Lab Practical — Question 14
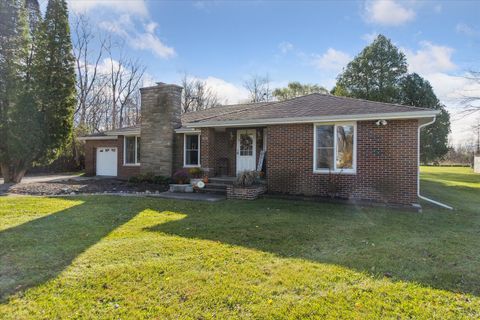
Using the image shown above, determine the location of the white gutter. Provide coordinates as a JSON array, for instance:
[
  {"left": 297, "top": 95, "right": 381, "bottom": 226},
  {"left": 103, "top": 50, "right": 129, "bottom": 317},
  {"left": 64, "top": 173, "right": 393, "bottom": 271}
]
[
  {"left": 175, "top": 128, "right": 201, "bottom": 134},
  {"left": 185, "top": 110, "right": 440, "bottom": 128},
  {"left": 418, "top": 117, "right": 453, "bottom": 210},
  {"left": 77, "top": 135, "right": 118, "bottom": 141}
]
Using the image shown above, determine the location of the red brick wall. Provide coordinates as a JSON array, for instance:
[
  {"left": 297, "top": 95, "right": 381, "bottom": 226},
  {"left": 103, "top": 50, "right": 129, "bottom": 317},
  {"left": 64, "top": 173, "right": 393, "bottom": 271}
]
[
  {"left": 84, "top": 136, "right": 140, "bottom": 179},
  {"left": 195, "top": 128, "right": 264, "bottom": 177},
  {"left": 266, "top": 120, "right": 419, "bottom": 205}
]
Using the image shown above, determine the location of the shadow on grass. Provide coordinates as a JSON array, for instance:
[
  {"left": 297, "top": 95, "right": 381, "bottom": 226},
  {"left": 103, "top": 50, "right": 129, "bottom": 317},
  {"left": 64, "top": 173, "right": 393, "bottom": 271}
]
[
  {"left": 145, "top": 177, "right": 480, "bottom": 296},
  {"left": 0, "top": 197, "right": 141, "bottom": 302},
  {"left": 1, "top": 173, "right": 478, "bottom": 303},
  {"left": 422, "top": 171, "right": 479, "bottom": 185}
]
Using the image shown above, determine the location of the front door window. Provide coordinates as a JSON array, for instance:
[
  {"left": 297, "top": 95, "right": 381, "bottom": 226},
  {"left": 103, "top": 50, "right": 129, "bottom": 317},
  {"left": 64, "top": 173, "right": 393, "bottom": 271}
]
[{"left": 239, "top": 133, "right": 253, "bottom": 156}]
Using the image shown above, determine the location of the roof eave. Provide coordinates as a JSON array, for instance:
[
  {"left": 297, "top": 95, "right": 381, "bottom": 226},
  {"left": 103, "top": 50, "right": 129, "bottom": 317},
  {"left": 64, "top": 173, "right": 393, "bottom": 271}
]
[
  {"left": 77, "top": 135, "right": 118, "bottom": 141},
  {"left": 184, "top": 110, "right": 440, "bottom": 128}
]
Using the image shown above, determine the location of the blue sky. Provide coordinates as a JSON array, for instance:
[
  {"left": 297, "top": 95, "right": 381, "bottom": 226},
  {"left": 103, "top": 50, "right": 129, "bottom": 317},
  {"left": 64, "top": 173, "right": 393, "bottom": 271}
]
[{"left": 56, "top": 0, "right": 480, "bottom": 144}]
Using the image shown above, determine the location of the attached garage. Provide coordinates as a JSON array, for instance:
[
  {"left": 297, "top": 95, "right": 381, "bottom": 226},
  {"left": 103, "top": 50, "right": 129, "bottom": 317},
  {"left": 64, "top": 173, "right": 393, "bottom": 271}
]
[{"left": 96, "top": 147, "right": 118, "bottom": 176}]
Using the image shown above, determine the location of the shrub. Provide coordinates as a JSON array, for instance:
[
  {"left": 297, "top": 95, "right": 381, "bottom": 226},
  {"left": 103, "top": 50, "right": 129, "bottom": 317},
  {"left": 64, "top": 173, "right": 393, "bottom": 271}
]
[
  {"left": 153, "top": 175, "right": 171, "bottom": 185},
  {"left": 172, "top": 169, "right": 190, "bottom": 184},
  {"left": 128, "top": 176, "right": 140, "bottom": 184},
  {"left": 235, "top": 171, "right": 259, "bottom": 187},
  {"left": 128, "top": 173, "right": 170, "bottom": 185}
]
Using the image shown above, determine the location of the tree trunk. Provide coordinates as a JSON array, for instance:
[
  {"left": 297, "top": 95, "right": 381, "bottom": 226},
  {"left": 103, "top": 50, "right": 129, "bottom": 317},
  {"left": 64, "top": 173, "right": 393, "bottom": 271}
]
[
  {"left": 0, "top": 163, "right": 12, "bottom": 183},
  {"left": 0, "top": 161, "right": 27, "bottom": 184}
]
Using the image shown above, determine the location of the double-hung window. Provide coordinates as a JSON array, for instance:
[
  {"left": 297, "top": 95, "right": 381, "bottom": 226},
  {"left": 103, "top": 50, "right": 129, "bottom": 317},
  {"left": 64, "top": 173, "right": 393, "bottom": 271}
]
[
  {"left": 314, "top": 123, "right": 356, "bottom": 173},
  {"left": 184, "top": 133, "right": 200, "bottom": 167},
  {"left": 124, "top": 136, "right": 140, "bottom": 165}
]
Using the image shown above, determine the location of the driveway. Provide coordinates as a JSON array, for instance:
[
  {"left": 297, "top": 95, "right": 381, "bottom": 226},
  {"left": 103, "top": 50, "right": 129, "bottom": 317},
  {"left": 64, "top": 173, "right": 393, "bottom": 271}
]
[{"left": 0, "top": 174, "right": 84, "bottom": 185}]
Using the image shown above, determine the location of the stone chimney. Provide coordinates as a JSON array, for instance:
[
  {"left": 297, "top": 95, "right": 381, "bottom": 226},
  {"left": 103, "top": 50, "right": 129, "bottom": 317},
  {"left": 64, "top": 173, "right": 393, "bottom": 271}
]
[{"left": 140, "top": 82, "right": 182, "bottom": 176}]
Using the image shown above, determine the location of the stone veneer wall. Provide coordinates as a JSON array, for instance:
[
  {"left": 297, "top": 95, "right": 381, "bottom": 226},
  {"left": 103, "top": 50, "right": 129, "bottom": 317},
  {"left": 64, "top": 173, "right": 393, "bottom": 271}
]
[{"left": 140, "top": 83, "right": 182, "bottom": 177}]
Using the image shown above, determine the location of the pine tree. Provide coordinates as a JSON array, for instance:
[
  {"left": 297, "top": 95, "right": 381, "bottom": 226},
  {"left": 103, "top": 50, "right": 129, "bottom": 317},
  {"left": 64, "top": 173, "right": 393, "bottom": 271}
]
[
  {"left": 34, "top": 0, "right": 76, "bottom": 164},
  {"left": 0, "top": 0, "right": 39, "bottom": 182},
  {"left": 0, "top": 0, "right": 76, "bottom": 183}
]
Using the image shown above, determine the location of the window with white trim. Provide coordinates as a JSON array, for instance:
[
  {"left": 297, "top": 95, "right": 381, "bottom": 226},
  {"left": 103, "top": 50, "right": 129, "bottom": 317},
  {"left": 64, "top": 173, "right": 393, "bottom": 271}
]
[
  {"left": 184, "top": 134, "right": 200, "bottom": 167},
  {"left": 124, "top": 136, "right": 140, "bottom": 165},
  {"left": 314, "top": 123, "right": 356, "bottom": 173}
]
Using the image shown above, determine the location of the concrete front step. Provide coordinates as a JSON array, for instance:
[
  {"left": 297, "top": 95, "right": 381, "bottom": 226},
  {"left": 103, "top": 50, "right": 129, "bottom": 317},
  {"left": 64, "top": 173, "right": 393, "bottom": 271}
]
[
  {"left": 208, "top": 177, "right": 235, "bottom": 185},
  {"left": 196, "top": 177, "right": 235, "bottom": 195},
  {"left": 197, "top": 187, "right": 227, "bottom": 195}
]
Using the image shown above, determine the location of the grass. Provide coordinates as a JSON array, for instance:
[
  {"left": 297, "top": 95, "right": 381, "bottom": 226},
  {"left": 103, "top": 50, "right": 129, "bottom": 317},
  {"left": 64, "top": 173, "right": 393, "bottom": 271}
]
[{"left": 0, "top": 166, "right": 479, "bottom": 319}]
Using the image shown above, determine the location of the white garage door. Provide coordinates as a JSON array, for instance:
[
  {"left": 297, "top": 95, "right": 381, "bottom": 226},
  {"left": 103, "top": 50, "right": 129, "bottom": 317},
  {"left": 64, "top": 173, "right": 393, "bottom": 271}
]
[{"left": 96, "top": 147, "right": 118, "bottom": 176}]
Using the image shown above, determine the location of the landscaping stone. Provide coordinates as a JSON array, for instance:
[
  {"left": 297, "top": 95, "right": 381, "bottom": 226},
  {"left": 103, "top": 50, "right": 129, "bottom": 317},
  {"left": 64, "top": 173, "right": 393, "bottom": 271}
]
[{"left": 2, "top": 178, "right": 168, "bottom": 196}]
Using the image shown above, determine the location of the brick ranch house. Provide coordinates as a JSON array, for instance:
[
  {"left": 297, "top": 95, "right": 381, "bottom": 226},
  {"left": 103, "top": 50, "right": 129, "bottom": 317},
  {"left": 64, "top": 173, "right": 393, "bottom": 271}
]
[{"left": 79, "top": 82, "right": 440, "bottom": 206}]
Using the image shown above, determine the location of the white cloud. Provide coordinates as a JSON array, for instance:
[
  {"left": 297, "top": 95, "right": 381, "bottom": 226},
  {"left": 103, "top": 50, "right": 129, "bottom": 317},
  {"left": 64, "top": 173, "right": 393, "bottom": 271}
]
[
  {"left": 364, "top": 0, "right": 415, "bottom": 26},
  {"left": 191, "top": 76, "right": 250, "bottom": 104},
  {"left": 68, "top": 0, "right": 148, "bottom": 16},
  {"left": 99, "top": 15, "right": 175, "bottom": 59},
  {"left": 278, "top": 41, "right": 294, "bottom": 54},
  {"left": 403, "top": 41, "right": 456, "bottom": 75},
  {"left": 311, "top": 48, "right": 351, "bottom": 73}
]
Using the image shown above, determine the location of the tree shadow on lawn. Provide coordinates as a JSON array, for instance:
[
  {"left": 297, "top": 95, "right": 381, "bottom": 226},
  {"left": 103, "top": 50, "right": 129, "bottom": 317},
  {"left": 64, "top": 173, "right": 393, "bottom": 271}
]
[
  {"left": 146, "top": 195, "right": 480, "bottom": 296},
  {"left": 0, "top": 196, "right": 141, "bottom": 303}
]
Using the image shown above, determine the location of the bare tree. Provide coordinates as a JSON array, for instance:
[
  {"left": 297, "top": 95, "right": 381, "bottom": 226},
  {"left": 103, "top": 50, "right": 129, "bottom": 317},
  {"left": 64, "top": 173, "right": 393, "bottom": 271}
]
[
  {"left": 72, "top": 14, "right": 107, "bottom": 128},
  {"left": 72, "top": 16, "right": 146, "bottom": 132},
  {"left": 243, "top": 74, "right": 272, "bottom": 103},
  {"left": 181, "top": 74, "right": 220, "bottom": 113},
  {"left": 461, "top": 71, "right": 480, "bottom": 115}
]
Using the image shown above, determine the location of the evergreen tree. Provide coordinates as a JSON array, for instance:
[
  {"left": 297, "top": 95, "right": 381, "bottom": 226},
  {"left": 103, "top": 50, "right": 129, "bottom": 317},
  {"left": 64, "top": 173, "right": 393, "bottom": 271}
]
[
  {"left": 399, "top": 73, "right": 450, "bottom": 163},
  {"left": 0, "top": 0, "right": 39, "bottom": 182},
  {"left": 34, "top": 0, "right": 76, "bottom": 164},
  {"left": 335, "top": 35, "right": 407, "bottom": 103},
  {"left": 0, "top": 0, "right": 76, "bottom": 183}
]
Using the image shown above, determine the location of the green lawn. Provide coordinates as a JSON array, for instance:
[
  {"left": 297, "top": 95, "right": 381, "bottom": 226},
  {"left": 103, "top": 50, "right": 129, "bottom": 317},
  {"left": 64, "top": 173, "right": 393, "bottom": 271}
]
[{"left": 0, "top": 167, "right": 479, "bottom": 319}]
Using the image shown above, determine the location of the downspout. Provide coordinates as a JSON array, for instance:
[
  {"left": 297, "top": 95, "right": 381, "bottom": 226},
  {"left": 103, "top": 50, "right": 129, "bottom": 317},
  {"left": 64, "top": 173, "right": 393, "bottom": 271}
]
[{"left": 417, "top": 117, "right": 453, "bottom": 210}]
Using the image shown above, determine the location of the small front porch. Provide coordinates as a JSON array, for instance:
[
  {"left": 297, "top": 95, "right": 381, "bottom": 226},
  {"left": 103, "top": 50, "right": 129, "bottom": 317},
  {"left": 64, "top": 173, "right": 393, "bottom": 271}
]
[{"left": 199, "top": 127, "right": 267, "bottom": 178}]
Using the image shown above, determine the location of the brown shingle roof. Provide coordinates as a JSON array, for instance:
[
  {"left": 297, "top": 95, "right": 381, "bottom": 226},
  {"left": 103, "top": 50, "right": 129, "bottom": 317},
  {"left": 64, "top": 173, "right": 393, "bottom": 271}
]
[{"left": 184, "top": 93, "right": 433, "bottom": 125}]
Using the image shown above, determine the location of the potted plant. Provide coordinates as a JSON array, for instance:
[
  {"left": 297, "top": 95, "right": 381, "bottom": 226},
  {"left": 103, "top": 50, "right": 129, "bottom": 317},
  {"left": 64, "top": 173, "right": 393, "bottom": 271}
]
[
  {"left": 188, "top": 168, "right": 203, "bottom": 186},
  {"left": 170, "top": 169, "right": 193, "bottom": 192}
]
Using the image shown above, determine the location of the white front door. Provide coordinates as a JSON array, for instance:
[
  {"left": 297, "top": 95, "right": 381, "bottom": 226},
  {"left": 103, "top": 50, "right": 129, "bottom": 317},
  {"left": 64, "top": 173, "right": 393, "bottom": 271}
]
[
  {"left": 236, "top": 129, "right": 256, "bottom": 174},
  {"left": 96, "top": 147, "right": 118, "bottom": 176}
]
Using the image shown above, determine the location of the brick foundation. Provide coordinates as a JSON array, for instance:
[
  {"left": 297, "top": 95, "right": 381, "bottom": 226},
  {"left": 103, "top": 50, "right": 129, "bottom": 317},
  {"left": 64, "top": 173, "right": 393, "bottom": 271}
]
[{"left": 226, "top": 184, "right": 267, "bottom": 200}]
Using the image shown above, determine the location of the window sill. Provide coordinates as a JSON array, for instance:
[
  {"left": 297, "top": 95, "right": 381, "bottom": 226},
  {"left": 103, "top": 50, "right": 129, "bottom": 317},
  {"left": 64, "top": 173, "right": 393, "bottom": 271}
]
[
  {"left": 313, "top": 170, "right": 356, "bottom": 175},
  {"left": 183, "top": 164, "right": 201, "bottom": 168},
  {"left": 124, "top": 163, "right": 141, "bottom": 167}
]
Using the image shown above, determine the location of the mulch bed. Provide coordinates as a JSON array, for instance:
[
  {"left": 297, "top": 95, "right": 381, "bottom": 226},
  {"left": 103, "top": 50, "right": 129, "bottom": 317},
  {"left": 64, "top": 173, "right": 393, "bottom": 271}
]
[{"left": 1, "top": 179, "right": 168, "bottom": 196}]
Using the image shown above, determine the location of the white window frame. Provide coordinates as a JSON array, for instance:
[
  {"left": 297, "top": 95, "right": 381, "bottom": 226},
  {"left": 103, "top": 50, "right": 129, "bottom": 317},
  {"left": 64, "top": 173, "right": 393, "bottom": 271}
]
[
  {"left": 184, "top": 133, "right": 201, "bottom": 168},
  {"left": 124, "top": 135, "right": 140, "bottom": 166},
  {"left": 313, "top": 122, "right": 357, "bottom": 174}
]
